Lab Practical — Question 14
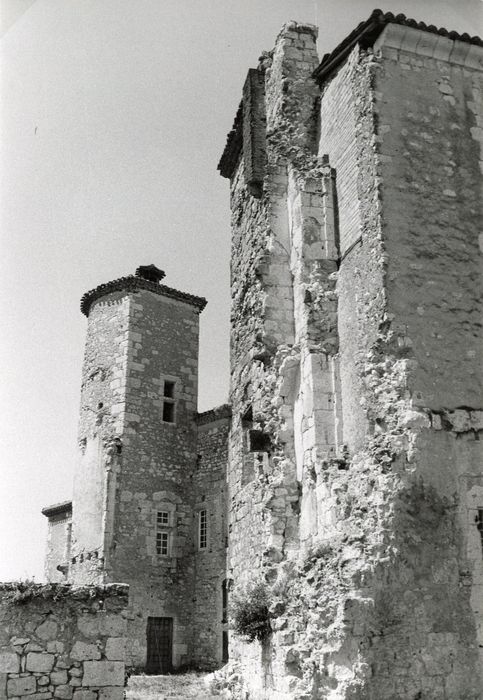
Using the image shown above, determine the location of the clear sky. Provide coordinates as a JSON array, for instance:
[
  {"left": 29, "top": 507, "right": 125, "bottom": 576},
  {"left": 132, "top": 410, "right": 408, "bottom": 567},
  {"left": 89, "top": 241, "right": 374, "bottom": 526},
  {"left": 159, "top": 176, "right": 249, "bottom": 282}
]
[{"left": 0, "top": 0, "right": 480, "bottom": 581}]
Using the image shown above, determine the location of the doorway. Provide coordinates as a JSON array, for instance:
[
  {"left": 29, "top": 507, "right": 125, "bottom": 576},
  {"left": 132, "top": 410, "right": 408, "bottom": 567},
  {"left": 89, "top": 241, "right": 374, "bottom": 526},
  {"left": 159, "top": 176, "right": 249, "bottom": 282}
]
[{"left": 146, "top": 617, "right": 173, "bottom": 674}]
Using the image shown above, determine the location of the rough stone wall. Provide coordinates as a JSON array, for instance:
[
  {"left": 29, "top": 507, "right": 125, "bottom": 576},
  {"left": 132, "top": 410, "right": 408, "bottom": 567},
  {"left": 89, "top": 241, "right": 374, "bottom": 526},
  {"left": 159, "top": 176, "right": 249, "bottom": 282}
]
[
  {"left": 191, "top": 407, "right": 231, "bottom": 669},
  {"left": 225, "top": 22, "right": 326, "bottom": 698},
  {"left": 353, "top": 26, "right": 482, "bottom": 696},
  {"left": 0, "top": 583, "right": 127, "bottom": 700},
  {"left": 289, "top": 32, "right": 483, "bottom": 697},
  {"left": 222, "top": 20, "right": 483, "bottom": 700},
  {"left": 71, "top": 291, "right": 129, "bottom": 585}
]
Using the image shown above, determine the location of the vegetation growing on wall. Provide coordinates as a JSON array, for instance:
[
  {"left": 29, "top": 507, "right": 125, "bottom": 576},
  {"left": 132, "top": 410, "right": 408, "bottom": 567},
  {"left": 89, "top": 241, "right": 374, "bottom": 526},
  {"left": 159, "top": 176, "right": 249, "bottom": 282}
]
[{"left": 230, "top": 580, "right": 271, "bottom": 642}]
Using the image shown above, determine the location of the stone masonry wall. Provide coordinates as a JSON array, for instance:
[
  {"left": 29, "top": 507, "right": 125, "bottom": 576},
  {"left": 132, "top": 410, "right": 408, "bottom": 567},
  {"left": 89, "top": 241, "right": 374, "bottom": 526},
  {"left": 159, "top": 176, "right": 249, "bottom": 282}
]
[
  {"left": 0, "top": 583, "right": 127, "bottom": 700},
  {"left": 191, "top": 407, "right": 231, "bottom": 669},
  {"left": 221, "top": 19, "right": 483, "bottom": 700},
  {"left": 225, "top": 22, "right": 327, "bottom": 698},
  {"left": 285, "top": 26, "right": 482, "bottom": 700},
  {"left": 71, "top": 291, "right": 130, "bottom": 585}
]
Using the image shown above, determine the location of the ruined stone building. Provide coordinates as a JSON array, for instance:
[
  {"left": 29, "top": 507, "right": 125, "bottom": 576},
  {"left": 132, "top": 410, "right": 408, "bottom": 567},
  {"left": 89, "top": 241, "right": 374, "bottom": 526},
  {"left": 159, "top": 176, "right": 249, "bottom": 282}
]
[{"left": 42, "top": 10, "right": 483, "bottom": 699}]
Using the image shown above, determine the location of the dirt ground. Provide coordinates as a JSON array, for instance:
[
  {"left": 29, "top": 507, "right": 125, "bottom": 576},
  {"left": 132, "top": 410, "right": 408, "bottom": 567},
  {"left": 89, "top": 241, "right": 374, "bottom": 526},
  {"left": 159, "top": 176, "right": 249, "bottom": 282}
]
[{"left": 126, "top": 672, "right": 219, "bottom": 699}]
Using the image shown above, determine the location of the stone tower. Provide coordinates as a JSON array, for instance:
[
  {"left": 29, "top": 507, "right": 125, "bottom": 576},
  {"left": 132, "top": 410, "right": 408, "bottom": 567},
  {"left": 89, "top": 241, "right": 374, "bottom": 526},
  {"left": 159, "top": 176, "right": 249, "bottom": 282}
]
[
  {"left": 72, "top": 264, "right": 206, "bottom": 668},
  {"left": 219, "top": 11, "right": 483, "bottom": 699},
  {"left": 42, "top": 265, "right": 231, "bottom": 670}
]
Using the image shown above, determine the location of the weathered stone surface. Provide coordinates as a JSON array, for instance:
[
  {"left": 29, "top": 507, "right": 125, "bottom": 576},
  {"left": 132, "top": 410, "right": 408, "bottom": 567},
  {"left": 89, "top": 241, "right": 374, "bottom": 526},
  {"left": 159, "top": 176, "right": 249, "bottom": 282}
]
[
  {"left": 219, "top": 14, "right": 483, "bottom": 700},
  {"left": 0, "top": 673, "right": 6, "bottom": 700},
  {"left": 26, "top": 654, "right": 55, "bottom": 673},
  {"left": 0, "top": 653, "right": 19, "bottom": 673},
  {"left": 10, "top": 639, "right": 30, "bottom": 647},
  {"left": 35, "top": 621, "right": 58, "bottom": 642},
  {"left": 0, "top": 585, "right": 127, "bottom": 699},
  {"left": 82, "top": 662, "right": 124, "bottom": 687},
  {"left": 72, "top": 692, "right": 96, "bottom": 700},
  {"left": 104, "top": 639, "right": 124, "bottom": 662},
  {"left": 97, "top": 689, "right": 124, "bottom": 700},
  {"left": 70, "top": 643, "right": 100, "bottom": 662},
  {"left": 49, "top": 671, "right": 67, "bottom": 686},
  {"left": 7, "top": 675, "right": 36, "bottom": 696}
]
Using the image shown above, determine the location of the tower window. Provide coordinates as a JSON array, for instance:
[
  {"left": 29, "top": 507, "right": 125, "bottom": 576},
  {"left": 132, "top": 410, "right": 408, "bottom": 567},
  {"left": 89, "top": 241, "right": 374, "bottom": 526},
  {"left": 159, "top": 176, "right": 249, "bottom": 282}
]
[
  {"left": 163, "top": 402, "right": 175, "bottom": 423},
  {"left": 163, "top": 380, "right": 175, "bottom": 398},
  {"left": 155, "top": 510, "right": 172, "bottom": 557},
  {"left": 157, "top": 511, "right": 169, "bottom": 526},
  {"left": 156, "top": 531, "right": 169, "bottom": 556},
  {"left": 161, "top": 378, "right": 177, "bottom": 423},
  {"left": 199, "top": 509, "right": 207, "bottom": 550}
]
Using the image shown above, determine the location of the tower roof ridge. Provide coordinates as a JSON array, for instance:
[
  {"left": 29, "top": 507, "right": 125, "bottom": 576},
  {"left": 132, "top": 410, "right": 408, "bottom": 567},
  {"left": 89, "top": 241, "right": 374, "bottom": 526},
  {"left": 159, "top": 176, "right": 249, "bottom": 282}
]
[
  {"left": 313, "top": 8, "right": 483, "bottom": 83},
  {"left": 80, "top": 271, "right": 207, "bottom": 316}
]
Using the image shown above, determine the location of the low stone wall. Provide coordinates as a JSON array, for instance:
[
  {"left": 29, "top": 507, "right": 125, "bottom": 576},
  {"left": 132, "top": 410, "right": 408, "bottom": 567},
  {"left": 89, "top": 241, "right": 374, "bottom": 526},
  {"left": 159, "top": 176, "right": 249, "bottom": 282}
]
[{"left": 0, "top": 583, "right": 128, "bottom": 700}]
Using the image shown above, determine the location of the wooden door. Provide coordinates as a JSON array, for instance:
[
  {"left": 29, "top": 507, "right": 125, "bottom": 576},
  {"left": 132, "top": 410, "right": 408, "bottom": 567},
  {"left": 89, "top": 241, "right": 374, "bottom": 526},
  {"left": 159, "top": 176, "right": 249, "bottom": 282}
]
[{"left": 146, "top": 617, "right": 173, "bottom": 674}]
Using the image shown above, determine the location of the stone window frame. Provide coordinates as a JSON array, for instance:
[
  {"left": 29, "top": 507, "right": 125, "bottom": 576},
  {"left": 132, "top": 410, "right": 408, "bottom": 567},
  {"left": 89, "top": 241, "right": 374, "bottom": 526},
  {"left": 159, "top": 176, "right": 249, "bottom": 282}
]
[
  {"left": 154, "top": 504, "right": 175, "bottom": 559},
  {"left": 160, "top": 375, "right": 179, "bottom": 425}
]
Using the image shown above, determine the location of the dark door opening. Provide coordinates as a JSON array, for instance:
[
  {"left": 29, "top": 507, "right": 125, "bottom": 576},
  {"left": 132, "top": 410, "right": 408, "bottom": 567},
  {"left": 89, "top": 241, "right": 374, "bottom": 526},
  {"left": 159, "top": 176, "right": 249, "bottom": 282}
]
[{"left": 146, "top": 617, "right": 173, "bottom": 674}]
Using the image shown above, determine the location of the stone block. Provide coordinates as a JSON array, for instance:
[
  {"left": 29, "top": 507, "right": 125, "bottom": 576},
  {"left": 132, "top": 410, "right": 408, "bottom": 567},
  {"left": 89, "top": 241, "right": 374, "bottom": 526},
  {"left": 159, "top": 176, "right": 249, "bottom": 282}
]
[
  {"left": 10, "top": 639, "right": 30, "bottom": 647},
  {"left": 70, "top": 643, "right": 100, "bottom": 662},
  {"left": 7, "top": 675, "right": 36, "bottom": 696},
  {"left": 54, "top": 685, "right": 73, "bottom": 699},
  {"left": 82, "top": 662, "right": 124, "bottom": 687},
  {"left": 72, "top": 692, "right": 96, "bottom": 700},
  {"left": 0, "top": 673, "right": 6, "bottom": 700},
  {"left": 26, "top": 654, "right": 55, "bottom": 673},
  {"left": 102, "top": 616, "right": 125, "bottom": 637},
  {"left": 50, "top": 672, "right": 68, "bottom": 686},
  {"left": 0, "top": 652, "right": 19, "bottom": 673},
  {"left": 98, "top": 689, "right": 124, "bottom": 700},
  {"left": 104, "top": 638, "right": 125, "bottom": 661},
  {"left": 35, "top": 621, "right": 58, "bottom": 641}
]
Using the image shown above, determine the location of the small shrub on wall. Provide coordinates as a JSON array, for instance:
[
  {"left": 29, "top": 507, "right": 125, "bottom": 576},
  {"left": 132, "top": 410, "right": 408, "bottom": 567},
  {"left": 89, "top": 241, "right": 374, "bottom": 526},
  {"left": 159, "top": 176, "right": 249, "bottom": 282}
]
[{"left": 230, "top": 580, "right": 271, "bottom": 642}]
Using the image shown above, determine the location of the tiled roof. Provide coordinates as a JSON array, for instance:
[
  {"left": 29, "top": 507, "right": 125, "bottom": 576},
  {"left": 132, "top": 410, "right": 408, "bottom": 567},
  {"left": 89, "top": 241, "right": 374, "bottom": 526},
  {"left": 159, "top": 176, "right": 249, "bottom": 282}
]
[
  {"left": 41, "top": 500, "right": 72, "bottom": 518},
  {"left": 80, "top": 275, "right": 207, "bottom": 316},
  {"left": 313, "top": 8, "right": 483, "bottom": 83},
  {"left": 218, "top": 101, "right": 243, "bottom": 179}
]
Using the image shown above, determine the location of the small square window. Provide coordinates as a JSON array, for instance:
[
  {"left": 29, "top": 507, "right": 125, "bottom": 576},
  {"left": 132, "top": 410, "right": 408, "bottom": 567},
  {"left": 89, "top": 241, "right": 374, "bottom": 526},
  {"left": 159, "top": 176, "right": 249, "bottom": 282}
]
[
  {"left": 157, "top": 511, "right": 169, "bottom": 526},
  {"left": 163, "top": 380, "right": 175, "bottom": 398},
  {"left": 163, "top": 402, "right": 175, "bottom": 423}
]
